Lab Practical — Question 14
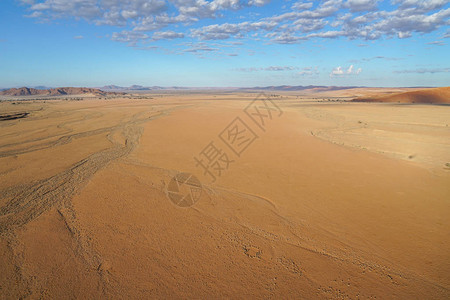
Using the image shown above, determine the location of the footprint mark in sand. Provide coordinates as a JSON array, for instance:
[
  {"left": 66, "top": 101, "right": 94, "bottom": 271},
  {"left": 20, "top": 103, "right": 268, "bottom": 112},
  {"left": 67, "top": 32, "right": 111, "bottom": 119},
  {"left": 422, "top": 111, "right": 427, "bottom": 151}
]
[
  {"left": 277, "top": 257, "right": 302, "bottom": 275},
  {"left": 244, "top": 245, "right": 262, "bottom": 258}
]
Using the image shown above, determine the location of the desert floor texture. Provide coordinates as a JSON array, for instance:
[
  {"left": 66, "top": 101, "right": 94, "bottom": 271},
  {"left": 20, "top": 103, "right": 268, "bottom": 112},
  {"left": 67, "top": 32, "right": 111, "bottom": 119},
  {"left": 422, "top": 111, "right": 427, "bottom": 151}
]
[{"left": 0, "top": 91, "right": 449, "bottom": 299}]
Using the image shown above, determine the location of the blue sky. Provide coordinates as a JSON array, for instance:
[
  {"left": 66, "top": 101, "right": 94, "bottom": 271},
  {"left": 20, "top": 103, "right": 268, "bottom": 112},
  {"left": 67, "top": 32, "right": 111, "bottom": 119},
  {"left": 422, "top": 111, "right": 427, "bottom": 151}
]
[{"left": 0, "top": 0, "right": 449, "bottom": 88}]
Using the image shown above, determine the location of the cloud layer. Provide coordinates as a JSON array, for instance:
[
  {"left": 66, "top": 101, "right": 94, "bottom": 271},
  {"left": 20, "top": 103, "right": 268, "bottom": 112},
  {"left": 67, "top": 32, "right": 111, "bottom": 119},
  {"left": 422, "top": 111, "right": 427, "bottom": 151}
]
[{"left": 20, "top": 0, "right": 450, "bottom": 49}]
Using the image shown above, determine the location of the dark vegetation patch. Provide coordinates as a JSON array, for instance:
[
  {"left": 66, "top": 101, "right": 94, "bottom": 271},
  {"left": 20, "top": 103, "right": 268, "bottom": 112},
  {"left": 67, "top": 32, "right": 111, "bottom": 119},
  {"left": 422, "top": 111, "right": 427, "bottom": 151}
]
[{"left": 0, "top": 112, "right": 29, "bottom": 121}]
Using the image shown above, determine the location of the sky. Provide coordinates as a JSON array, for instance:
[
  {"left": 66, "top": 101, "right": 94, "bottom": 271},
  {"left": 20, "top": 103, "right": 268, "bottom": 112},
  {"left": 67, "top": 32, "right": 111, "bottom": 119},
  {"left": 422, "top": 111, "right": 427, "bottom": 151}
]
[{"left": 0, "top": 0, "right": 449, "bottom": 88}]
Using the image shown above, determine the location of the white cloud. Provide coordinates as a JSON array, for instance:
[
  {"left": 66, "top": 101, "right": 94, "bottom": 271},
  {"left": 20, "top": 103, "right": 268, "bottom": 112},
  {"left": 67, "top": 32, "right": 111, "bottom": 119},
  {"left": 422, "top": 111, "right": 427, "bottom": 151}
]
[
  {"left": 191, "top": 21, "right": 277, "bottom": 40},
  {"left": 26, "top": 0, "right": 167, "bottom": 27},
  {"left": 19, "top": 0, "right": 36, "bottom": 4},
  {"left": 393, "top": 67, "right": 450, "bottom": 73},
  {"left": 182, "top": 42, "right": 220, "bottom": 53},
  {"left": 292, "top": 1, "right": 314, "bottom": 10},
  {"left": 191, "top": 23, "right": 241, "bottom": 40},
  {"left": 298, "top": 66, "right": 320, "bottom": 76},
  {"left": 330, "top": 65, "right": 362, "bottom": 77},
  {"left": 347, "top": 65, "right": 354, "bottom": 74},
  {"left": 293, "top": 18, "right": 328, "bottom": 32},
  {"left": 265, "top": 66, "right": 296, "bottom": 71},
  {"left": 172, "top": 0, "right": 270, "bottom": 18},
  {"left": 234, "top": 66, "right": 297, "bottom": 72},
  {"left": 19, "top": 0, "right": 450, "bottom": 49},
  {"left": 427, "top": 40, "right": 446, "bottom": 45},
  {"left": 344, "top": 0, "right": 380, "bottom": 12},
  {"left": 270, "top": 32, "right": 307, "bottom": 44},
  {"left": 331, "top": 66, "right": 344, "bottom": 76},
  {"left": 392, "top": 0, "right": 449, "bottom": 12},
  {"left": 133, "top": 14, "right": 195, "bottom": 32},
  {"left": 248, "top": 0, "right": 271, "bottom": 6},
  {"left": 444, "top": 29, "right": 450, "bottom": 38},
  {"left": 307, "top": 30, "right": 345, "bottom": 38},
  {"left": 350, "top": 56, "right": 402, "bottom": 63},
  {"left": 111, "top": 30, "right": 150, "bottom": 46},
  {"left": 397, "top": 31, "right": 412, "bottom": 38},
  {"left": 152, "top": 31, "right": 184, "bottom": 40}
]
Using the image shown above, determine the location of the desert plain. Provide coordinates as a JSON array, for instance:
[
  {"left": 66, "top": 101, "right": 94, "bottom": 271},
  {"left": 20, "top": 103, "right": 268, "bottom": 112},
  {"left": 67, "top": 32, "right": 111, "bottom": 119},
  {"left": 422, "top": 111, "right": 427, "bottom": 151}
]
[{"left": 0, "top": 88, "right": 449, "bottom": 299}]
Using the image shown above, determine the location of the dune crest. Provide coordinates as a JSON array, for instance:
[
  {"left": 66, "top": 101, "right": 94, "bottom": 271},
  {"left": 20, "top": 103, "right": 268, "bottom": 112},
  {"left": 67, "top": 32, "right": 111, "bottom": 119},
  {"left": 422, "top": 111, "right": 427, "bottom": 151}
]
[{"left": 354, "top": 87, "right": 450, "bottom": 104}]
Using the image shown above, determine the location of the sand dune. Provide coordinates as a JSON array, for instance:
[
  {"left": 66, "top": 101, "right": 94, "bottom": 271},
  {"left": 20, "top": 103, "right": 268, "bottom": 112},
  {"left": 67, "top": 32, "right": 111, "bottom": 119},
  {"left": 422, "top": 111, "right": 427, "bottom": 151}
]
[
  {"left": 354, "top": 87, "right": 450, "bottom": 104},
  {"left": 0, "top": 93, "right": 449, "bottom": 298}
]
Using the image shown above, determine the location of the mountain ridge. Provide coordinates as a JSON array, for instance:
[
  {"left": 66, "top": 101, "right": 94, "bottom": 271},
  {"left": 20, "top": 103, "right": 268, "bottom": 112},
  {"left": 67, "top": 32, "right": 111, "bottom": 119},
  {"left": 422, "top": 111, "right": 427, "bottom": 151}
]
[{"left": 0, "top": 87, "right": 125, "bottom": 96}]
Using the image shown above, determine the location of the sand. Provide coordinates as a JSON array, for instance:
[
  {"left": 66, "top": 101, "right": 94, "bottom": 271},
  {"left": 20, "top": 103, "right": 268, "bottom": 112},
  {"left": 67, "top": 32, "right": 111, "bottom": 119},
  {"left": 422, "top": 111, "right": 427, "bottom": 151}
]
[
  {"left": 0, "top": 92, "right": 449, "bottom": 299},
  {"left": 354, "top": 87, "right": 450, "bottom": 104}
]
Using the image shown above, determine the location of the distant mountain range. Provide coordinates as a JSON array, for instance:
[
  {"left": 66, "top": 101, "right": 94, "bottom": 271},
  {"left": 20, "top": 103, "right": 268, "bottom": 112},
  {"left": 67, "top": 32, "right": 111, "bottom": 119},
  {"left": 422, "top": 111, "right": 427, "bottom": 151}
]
[
  {"left": 4, "top": 85, "right": 442, "bottom": 97},
  {"left": 0, "top": 87, "right": 125, "bottom": 96},
  {"left": 2, "top": 85, "right": 438, "bottom": 94},
  {"left": 241, "top": 85, "right": 361, "bottom": 92},
  {"left": 98, "top": 85, "right": 363, "bottom": 92},
  {"left": 1, "top": 86, "right": 53, "bottom": 92},
  {"left": 100, "top": 85, "right": 197, "bottom": 91}
]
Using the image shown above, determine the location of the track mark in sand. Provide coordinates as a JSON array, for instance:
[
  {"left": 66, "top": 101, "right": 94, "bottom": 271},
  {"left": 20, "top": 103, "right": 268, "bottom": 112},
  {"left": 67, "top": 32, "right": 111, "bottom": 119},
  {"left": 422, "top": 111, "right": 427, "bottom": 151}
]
[
  {"left": 0, "top": 124, "right": 141, "bottom": 234},
  {"left": 0, "top": 104, "right": 195, "bottom": 159},
  {"left": 0, "top": 107, "right": 178, "bottom": 298},
  {"left": 0, "top": 234, "right": 34, "bottom": 299},
  {"left": 0, "top": 111, "right": 102, "bottom": 153},
  {"left": 56, "top": 204, "right": 115, "bottom": 296},
  {"left": 0, "top": 107, "right": 181, "bottom": 234},
  {"left": 0, "top": 111, "right": 145, "bottom": 158},
  {"left": 195, "top": 185, "right": 450, "bottom": 295}
]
